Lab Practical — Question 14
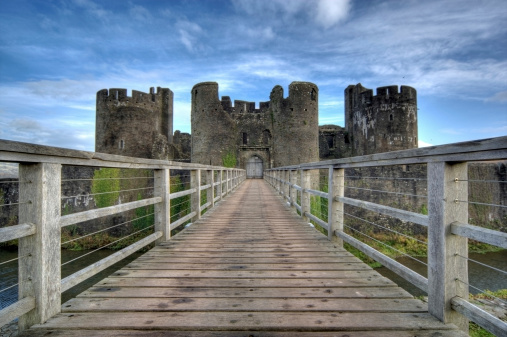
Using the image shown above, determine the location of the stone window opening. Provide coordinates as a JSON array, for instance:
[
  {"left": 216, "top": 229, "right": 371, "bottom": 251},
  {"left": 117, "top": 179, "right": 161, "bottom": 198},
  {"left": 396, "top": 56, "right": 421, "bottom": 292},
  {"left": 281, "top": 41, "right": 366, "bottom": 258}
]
[
  {"left": 115, "top": 91, "right": 119, "bottom": 100},
  {"left": 262, "top": 129, "right": 271, "bottom": 144},
  {"left": 389, "top": 114, "right": 394, "bottom": 121},
  {"left": 242, "top": 132, "right": 248, "bottom": 145},
  {"left": 119, "top": 139, "right": 125, "bottom": 150},
  {"left": 310, "top": 88, "right": 316, "bottom": 101}
]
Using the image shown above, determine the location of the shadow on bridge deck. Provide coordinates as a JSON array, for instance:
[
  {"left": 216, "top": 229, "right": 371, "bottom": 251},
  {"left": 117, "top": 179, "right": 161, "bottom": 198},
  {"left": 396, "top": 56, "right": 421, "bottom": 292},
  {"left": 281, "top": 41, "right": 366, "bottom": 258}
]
[{"left": 22, "top": 180, "right": 466, "bottom": 336}]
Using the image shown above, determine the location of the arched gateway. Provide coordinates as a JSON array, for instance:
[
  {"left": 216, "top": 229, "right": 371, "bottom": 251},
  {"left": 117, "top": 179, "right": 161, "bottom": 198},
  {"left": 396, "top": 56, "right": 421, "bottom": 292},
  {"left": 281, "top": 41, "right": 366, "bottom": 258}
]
[{"left": 246, "top": 156, "right": 263, "bottom": 179}]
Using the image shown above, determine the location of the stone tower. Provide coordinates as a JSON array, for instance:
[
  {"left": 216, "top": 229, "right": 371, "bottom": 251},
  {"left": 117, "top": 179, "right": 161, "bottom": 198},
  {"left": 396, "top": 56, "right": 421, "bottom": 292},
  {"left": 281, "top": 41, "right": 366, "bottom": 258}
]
[
  {"left": 345, "top": 83, "right": 417, "bottom": 156},
  {"left": 95, "top": 87, "right": 174, "bottom": 159},
  {"left": 191, "top": 81, "right": 319, "bottom": 173}
]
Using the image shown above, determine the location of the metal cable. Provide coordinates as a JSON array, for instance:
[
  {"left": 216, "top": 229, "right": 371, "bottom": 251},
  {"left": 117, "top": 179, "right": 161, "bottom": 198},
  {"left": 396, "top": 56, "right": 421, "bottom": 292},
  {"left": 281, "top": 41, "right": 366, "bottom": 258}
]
[
  {"left": 61, "top": 186, "right": 153, "bottom": 200},
  {"left": 346, "top": 176, "right": 427, "bottom": 182},
  {"left": 456, "top": 179, "right": 507, "bottom": 183},
  {"left": 455, "top": 200, "right": 507, "bottom": 208},
  {"left": 0, "top": 283, "right": 19, "bottom": 294},
  {"left": 455, "top": 254, "right": 507, "bottom": 275},
  {"left": 455, "top": 279, "right": 507, "bottom": 306},
  {"left": 344, "top": 212, "right": 428, "bottom": 245},
  {"left": 0, "top": 254, "right": 31, "bottom": 267},
  {"left": 61, "top": 176, "right": 153, "bottom": 182},
  {"left": 0, "top": 180, "right": 21, "bottom": 184},
  {"left": 345, "top": 186, "right": 427, "bottom": 198},
  {"left": 61, "top": 225, "right": 154, "bottom": 267},
  {"left": 344, "top": 224, "right": 428, "bottom": 266},
  {"left": 61, "top": 213, "right": 155, "bottom": 245},
  {"left": 0, "top": 201, "right": 30, "bottom": 207}
]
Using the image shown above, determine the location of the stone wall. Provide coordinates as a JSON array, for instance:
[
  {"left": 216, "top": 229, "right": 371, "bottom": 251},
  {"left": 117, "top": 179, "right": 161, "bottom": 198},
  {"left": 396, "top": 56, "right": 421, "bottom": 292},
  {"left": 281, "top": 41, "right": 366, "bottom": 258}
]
[
  {"left": 96, "top": 87, "right": 174, "bottom": 160},
  {"left": 191, "top": 81, "right": 319, "bottom": 169}
]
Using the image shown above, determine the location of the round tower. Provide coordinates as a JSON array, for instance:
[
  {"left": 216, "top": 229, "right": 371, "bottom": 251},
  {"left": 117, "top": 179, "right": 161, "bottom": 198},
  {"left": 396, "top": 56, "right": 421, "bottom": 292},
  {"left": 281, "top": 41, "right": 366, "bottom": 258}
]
[
  {"left": 95, "top": 87, "right": 173, "bottom": 159},
  {"left": 345, "top": 84, "right": 417, "bottom": 156},
  {"left": 270, "top": 81, "right": 319, "bottom": 167},
  {"left": 191, "top": 82, "right": 236, "bottom": 166}
]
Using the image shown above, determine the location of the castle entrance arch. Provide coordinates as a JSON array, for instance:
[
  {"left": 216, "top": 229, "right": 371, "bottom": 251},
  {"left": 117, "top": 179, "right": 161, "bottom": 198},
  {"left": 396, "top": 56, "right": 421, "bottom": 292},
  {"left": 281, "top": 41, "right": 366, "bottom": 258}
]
[{"left": 246, "top": 156, "right": 263, "bottom": 179}]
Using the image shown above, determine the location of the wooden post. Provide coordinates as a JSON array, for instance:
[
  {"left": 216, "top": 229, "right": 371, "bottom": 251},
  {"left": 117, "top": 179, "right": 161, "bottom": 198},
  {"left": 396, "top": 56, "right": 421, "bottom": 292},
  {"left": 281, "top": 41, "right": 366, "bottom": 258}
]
[
  {"left": 18, "top": 163, "right": 61, "bottom": 332},
  {"left": 226, "top": 170, "right": 231, "bottom": 194},
  {"left": 427, "top": 162, "right": 468, "bottom": 332},
  {"left": 207, "top": 170, "right": 214, "bottom": 208},
  {"left": 191, "top": 169, "right": 201, "bottom": 222},
  {"left": 328, "top": 167, "right": 344, "bottom": 244},
  {"left": 218, "top": 170, "right": 223, "bottom": 199},
  {"left": 283, "top": 170, "right": 290, "bottom": 201},
  {"left": 301, "top": 169, "right": 311, "bottom": 222},
  {"left": 154, "top": 168, "right": 170, "bottom": 244},
  {"left": 289, "top": 170, "right": 297, "bottom": 211}
]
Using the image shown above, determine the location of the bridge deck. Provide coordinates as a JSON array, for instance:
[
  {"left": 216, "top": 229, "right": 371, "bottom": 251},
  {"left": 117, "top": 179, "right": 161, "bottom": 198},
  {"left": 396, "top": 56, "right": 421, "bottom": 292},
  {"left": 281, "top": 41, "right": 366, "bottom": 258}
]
[{"left": 24, "top": 180, "right": 466, "bottom": 336}]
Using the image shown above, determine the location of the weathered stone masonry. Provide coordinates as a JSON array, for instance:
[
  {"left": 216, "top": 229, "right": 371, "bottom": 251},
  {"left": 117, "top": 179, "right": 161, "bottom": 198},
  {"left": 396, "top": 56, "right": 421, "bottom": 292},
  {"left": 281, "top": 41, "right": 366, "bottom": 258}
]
[{"left": 191, "top": 81, "right": 319, "bottom": 170}]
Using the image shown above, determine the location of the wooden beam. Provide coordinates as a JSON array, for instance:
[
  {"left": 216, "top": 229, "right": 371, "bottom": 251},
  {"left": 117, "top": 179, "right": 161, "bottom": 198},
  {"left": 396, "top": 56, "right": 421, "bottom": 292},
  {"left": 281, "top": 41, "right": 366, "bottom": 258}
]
[{"left": 0, "top": 223, "right": 36, "bottom": 243}]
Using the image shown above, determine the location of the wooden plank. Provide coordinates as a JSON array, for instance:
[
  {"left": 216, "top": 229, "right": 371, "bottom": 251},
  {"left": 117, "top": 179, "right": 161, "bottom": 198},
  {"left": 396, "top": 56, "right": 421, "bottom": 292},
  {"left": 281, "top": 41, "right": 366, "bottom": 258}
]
[
  {"left": 101, "top": 269, "right": 381, "bottom": 279},
  {"left": 78, "top": 287, "right": 411, "bottom": 299},
  {"left": 0, "top": 222, "right": 36, "bottom": 243},
  {"left": 63, "top": 297, "right": 427, "bottom": 312},
  {"left": 17, "top": 329, "right": 469, "bottom": 337},
  {"left": 451, "top": 296, "right": 507, "bottom": 337},
  {"left": 60, "top": 197, "right": 162, "bottom": 227},
  {"left": 122, "top": 262, "right": 371, "bottom": 271},
  {"left": 451, "top": 222, "right": 507, "bottom": 249},
  {"left": 134, "top": 256, "right": 361, "bottom": 264},
  {"left": 61, "top": 232, "right": 162, "bottom": 292},
  {"left": 0, "top": 297, "right": 35, "bottom": 327},
  {"left": 337, "top": 196, "right": 428, "bottom": 227},
  {"left": 337, "top": 231, "right": 428, "bottom": 292},
  {"left": 33, "top": 312, "right": 459, "bottom": 330},
  {"left": 95, "top": 276, "right": 397, "bottom": 288}
]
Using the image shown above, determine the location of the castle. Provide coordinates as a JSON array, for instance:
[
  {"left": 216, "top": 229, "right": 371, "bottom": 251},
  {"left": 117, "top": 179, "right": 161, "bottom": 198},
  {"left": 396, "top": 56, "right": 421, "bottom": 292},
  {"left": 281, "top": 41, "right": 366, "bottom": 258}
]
[{"left": 94, "top": 82, "right": 418, "bottom": 175}]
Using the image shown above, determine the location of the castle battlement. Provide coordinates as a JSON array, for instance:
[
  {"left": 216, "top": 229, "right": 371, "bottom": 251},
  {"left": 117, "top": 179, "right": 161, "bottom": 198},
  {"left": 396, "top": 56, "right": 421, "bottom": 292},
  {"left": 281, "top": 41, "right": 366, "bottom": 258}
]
[{"left": 97, "top": 87, "right": 171, "bottom": 106}]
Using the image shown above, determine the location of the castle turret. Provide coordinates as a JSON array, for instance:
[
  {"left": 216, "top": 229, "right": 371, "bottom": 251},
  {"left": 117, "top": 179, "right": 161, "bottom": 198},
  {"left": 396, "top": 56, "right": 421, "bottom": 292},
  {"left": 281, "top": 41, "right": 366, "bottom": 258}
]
[
  {"left": 95, "top": 87, "right": 174, "bottom": 159},
  {"left": 271, "top": 82, "right": 319, "bottom": 167},
  {"left": 345, "top": 83, "right": 417, "bottom": 156},
  {"left": 191, "top": 82, "right": 237, "bottom": 166}
]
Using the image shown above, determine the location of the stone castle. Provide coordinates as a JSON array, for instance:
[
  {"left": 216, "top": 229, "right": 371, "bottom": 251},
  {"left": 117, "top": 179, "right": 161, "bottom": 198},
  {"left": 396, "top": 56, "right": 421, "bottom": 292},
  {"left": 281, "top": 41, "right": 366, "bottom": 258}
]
[{"left": 94, "top": 82, "right": 418, "bottom": 175}]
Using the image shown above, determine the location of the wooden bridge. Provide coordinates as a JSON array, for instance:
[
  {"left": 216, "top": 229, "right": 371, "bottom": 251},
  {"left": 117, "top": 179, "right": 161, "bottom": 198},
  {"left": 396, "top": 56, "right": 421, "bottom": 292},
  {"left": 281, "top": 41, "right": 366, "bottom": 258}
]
[
  {"left": 21, "top": 179, "right": 466, "bottom": 336},
  {"left": 1, "top": 137, "right": 506, "bottom": 336}
]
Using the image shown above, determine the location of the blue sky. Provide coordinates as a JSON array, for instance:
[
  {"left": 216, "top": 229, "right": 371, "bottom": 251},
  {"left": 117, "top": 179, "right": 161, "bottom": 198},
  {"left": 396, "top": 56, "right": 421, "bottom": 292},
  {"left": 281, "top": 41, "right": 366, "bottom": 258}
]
[{"left": 0, "top": 0, "right": 506, "bottom": 151}]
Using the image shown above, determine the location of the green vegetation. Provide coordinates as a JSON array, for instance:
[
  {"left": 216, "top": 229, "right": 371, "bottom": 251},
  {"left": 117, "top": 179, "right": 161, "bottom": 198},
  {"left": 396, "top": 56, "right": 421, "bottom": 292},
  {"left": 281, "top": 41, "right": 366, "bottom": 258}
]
[
  {"left": 468, "top": 289, "right": 506, "bottom": 337},
  {"left": 222, "top": 151, "right": 237, "bottom": 168},
  {"left": 91, "top": 168, "right": 120, "bottom": 208}
]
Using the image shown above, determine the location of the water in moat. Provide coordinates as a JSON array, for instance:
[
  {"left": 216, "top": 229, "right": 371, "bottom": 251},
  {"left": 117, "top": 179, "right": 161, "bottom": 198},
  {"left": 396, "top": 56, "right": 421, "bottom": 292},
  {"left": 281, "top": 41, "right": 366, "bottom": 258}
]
[{"left": 1, "top": 249, "right": 505, "bottom": 310}]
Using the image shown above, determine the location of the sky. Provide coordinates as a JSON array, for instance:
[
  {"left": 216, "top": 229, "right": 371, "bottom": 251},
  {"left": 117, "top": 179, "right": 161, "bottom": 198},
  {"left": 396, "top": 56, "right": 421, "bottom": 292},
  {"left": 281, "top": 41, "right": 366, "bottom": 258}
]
[{"left": 0, "top": 0, "right": 506, "bottom": 151}]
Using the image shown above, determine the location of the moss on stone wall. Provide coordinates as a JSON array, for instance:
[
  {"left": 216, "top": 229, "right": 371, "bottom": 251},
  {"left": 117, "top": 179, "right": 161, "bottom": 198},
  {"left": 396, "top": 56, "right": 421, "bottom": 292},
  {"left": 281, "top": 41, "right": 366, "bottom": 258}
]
[
  {"left": 222, "top": 151, "right": 237, "bottom": 168},
  {"left": 91, "top": 168, "right": 120, "bottom": 208}
]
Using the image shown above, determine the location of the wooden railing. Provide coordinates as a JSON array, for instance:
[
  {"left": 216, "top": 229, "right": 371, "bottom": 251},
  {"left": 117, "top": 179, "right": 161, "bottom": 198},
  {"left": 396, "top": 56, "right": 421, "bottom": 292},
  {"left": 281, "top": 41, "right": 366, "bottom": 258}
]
[
  {"left": 265, "top": 136, "right": 507, "bottom": 336},
  {"left": 0, "top": 139, "right": 245, "bottom": 332}
]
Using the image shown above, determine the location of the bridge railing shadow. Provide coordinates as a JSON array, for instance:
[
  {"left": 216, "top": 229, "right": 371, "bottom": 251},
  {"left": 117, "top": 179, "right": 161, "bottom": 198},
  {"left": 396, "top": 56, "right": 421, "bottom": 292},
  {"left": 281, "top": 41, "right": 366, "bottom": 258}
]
[
  {"left": 265, "top": 136, "right": 507, "bottom": 336},
  {"left": 0, "top": 139, "right": 245, "bottom": 333}
]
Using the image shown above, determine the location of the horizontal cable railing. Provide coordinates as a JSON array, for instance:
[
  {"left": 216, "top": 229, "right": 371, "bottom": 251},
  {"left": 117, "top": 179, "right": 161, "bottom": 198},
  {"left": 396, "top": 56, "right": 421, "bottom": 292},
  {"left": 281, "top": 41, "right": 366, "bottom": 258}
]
[
  {"left": 0, "top": 139, "right": 245, "bottom": 332},
  {"left": 265, "top": 136, "right": 507, "bottom": 336}
]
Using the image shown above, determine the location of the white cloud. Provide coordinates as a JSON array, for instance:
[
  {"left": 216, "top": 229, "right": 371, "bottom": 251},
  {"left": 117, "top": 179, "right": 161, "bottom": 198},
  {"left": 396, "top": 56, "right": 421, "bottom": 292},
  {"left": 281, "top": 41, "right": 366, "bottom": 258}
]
[
  {"left": 418, "top": 140, "right": 433, "bottom": 148},
  {"left": 129, "top": 5, "right": 152, "bottom": 22},
  {"left": 315, "top": 0, "right": 351, "bottom": 28},
  {"left": 176, "top": 20, "right": 204, "bottom": 53}
]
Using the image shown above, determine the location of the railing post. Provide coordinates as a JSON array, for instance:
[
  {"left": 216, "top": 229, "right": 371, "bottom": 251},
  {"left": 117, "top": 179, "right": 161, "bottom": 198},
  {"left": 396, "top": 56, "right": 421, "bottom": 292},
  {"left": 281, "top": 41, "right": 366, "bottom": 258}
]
[
  {"left": 18, "top": 163, "right": 61, "bottom": 332},
  {"left": 427, "top": 162, "right": 468, "bottom": 332},
  {"left": 289, "top": 170, "right": 297, "bottom": 211},
  {"left": 218, "top": 170, "right": 223, "bottom": 199},
  {"left": 328, "top": 167, "right": 344, "bottom": 244},
  {"left": 283, "top": 170, "right": 290, "bottom": 201},
  {"left": 191, "top": 169, "right": 201, "bottom": 222},
  {"left": 226, "top": 170, "right": 231, "bottom": 194},
  {"left": 301, "top": 169, "right": 311, "bottom": 223},
  {"left": 207, "top": 169, "right": 214, "bottom": 208},
  {"left": 154, "top": 168, "right": 171, "bottom": 244}
]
